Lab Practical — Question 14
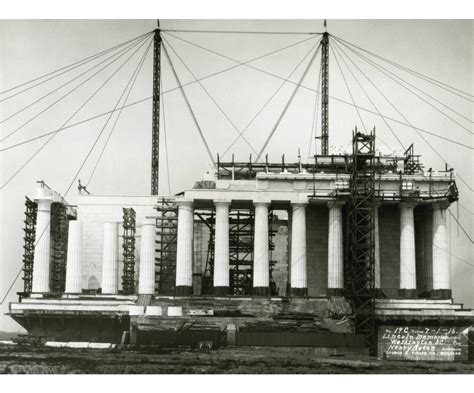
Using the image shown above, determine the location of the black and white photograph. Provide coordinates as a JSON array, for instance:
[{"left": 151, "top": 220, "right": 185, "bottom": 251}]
[{"left": 0, "top": 0, "right": 473, "bottom": 383}]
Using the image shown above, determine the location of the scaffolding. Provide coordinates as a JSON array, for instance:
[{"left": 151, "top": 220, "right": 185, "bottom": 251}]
[
  {"left": 22, "top": 197, "right": 37, "bottom": 294},
  {"left": 345, "top": 129, "right": 377, "bottom": 354},
  {"left": 200, "top": 211, "right": 215, "bottom": 295},
  {"left": 229, "top": 210, "right": 254, "bottom": 295},
  {"left": 50, "top": 202, "right": 69, "bottom": 293},
  {"left": 155, "top": 198, "right": 178, "bottom": 295},
  {"left": 199, "top": 208, "right": 277, "bottom": 296},
  {"left": 122, "top": 207, "right": 136, "bottom": 295}
]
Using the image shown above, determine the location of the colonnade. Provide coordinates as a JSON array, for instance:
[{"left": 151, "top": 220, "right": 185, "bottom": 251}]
[{"left": 30, "top": 194, "right": 452, "bottom": 299}]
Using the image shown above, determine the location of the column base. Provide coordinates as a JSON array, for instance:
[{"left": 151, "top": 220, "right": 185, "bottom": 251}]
[
  {"left": 430, "top": 289, "right": 452, "bottom": 299},
  {"left": 175, "top": 286, "right": 193, "bottom": 296},
  {"left": 213, "top": 286, "right": 229, "bottom": 296},
  {"left": 290, "top": 287, "right": 308, "bottom": 297},
  {"left": 374, "top": 288, "right": 385, "bottom": 298},
  {"left": 327, "top": 288, "right": 345, "bottom": 297},
  {"left": 398, "top": 288, "right": 418, "bottom": 298},
  {"left": 253, "top": 287, "right": 270, "bottom": 296}
]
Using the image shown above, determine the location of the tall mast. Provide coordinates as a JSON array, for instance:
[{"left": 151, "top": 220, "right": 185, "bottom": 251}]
[
  {"left": 320, "top": 20, "right": 329, "bottom": 155},
  {"left": 151, "top": 20, "right": 162, "bottom": 195}
]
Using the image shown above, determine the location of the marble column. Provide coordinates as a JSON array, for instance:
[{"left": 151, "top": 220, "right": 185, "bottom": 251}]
[
  {"left": 175, "top": 200, "right": 194, "bottom": 296},
  {"left": 253, "top": 202, "right": 270, "bottom": 296},
  {"left": 65, "top": 221, "right": 83, "bottom": 293},
  {"left": 374, "top": 203, "right": 381, "bottom": 292},
  {"left": 213, "top": 201, "right": 231, "bottom": 295},
  {"left": 431, "top": 203, "right": 451, "bottom": 299},
  {"left": 399, "top": 203, "right": 417, "bottom": 297},
  {"left": 327, "top": 201, "right": 344, "bottom": 296},
  {"left": 32, "top": 198, "right": 53, "bottom": 293},
  {"left": 138, "top": 218, "right": 156, "bottom": 295},
  {"left": 101, "top": 222, "right": 119, "bottom": 294},
  {"left": 290, "top": 203, "right": 307, "bottom": 296}
]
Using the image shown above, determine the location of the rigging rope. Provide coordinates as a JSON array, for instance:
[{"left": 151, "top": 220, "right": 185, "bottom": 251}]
[
  {"left": 1, "top": 36, "right": 153, "bottom": 189},
  {"left": 161, "top": 33, "right": 317, "bottom": 96},
  {"left": 331, "top": 34, "right": 474, "bottom": 100},
  {"left": 256, "top": 43, "right": 322, "bottom": 161},
  {"left": 332, "top": 36, "right": 474, "bottom": 193},
  {"left": 86, "top": 37, "right": 154, "bottom": 187},
  {"left": 1, "top": 34, "right": 152, "bottom": 123},
  {"left": 162, "top": 36, "right": 260, "bottom": 159},
  {"left": 162, "top": 42, "right": 215, "bottom": 164},
  {"left": 336, "top": 37, "right": 473, "bottom": 134},
  {"left": 0, "top": 36, "right": 155, "bottom": 307},
  {"left": 1, "top": 34, "right": 150, "bottom": 143},
  {"left": 330, "top": 43, "right": 367, "bottom": 132},
  {"left": 220, "top": 38, "right": 322, "bottom": 159},
  {"left": 167, "top": 33, "right": 472, "bottom": 151},
  {"left": 161, "top": 29, "right": 322, "bottom": 35},
  {"left": 0, "top": 31, "right": 154, "bottom": 98},
  {"left": 331, "top": 39, "right": 406, "bottom": 150}
]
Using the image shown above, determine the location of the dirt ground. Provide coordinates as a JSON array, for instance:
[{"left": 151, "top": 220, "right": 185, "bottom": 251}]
[{"left": 0, "top": 345, "right": 473, "bottom": 374}]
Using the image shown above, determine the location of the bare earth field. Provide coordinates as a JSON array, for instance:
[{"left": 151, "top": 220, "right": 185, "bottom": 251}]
[{"left": 0, "top": 345, "right": 473, "bottom": 374}]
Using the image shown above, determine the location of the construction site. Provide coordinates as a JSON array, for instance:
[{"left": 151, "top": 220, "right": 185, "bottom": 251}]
[{"left": 1, "top": 19, "right": 473, "bottom": 367}]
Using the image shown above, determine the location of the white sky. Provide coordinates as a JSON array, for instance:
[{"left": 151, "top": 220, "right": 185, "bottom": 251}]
[{"left": 0, "top": 19, "right": 472, "bottom": 331}]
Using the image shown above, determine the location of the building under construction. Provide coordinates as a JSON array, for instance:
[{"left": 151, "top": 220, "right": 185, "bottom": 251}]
[{"left": 6, "top": 22, "right": 474, "bottom": 361}]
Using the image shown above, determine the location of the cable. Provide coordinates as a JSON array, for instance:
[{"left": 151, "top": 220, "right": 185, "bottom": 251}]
[
  {"left": 0, "top": 57, "right": 147, "bottom": 304},
  {"left": 433, "top": 244, "right": 474, "bottom": 268},
  {"left": 1, "top": 34, "right": 150, "bottom": 143},
  {"left": 330, "top": 43, "right": 367, "bottom": 132},
  {"left": 333, "top": 37, "right": 474, "bottom": 192},
  {"left": 331, "top": 39, "right": 406, "bottom": 150},
  {"left": 161, "top": 33, "right": 318, "bottom": 96},
  {"left": 86, "top": 38, "right": 153, "bottom": 187},
  {"left": 335, "top": 41, "right": 473, "bottom": 194},
  {"left": 221, "top": 38, "right": 322, "bottom": 160},
  {"left": 335, "top": 37, "right": 473, "bottom": 135},
  {"left": 162, "top": 42, "right": 215, "bottom": 164},
  {"left": 0, "top": 97, "right": 151, "bottom": 152},
  {"left": 256, "top": 42, "right": 321, "bottom": 160},
  {"left": 448, "top": 208, "right": 473, "bottom": 243},
  {"left": 0, "top": 34, "right": 151, "bottom": 124},
  {"left": 331, "top": 34, "right": 474, "bottom": 100},
  {"left": 0, "top": 30, "right": 154, "bottom": 97},
  {"left": 162, "top": 36, "right": 260, "bottom": 159},
  {"left": 161, "top": 29, "right": 321, "bottom": 35},
  {"left": 1, "top": 36, "right": 152, "bottom": 189},
  {"left": 458, "top": 202, "right": 474, "bottom": 216},
  {"left": 167, "top": 32, "right": 472, "bottom": 151}
]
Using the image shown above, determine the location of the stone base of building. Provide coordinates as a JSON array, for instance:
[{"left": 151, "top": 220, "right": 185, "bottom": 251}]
[
  {"left": 253, "top": 287, "right": 271, "bottom": 296},
  {"left": 398, "top": 288, "right": 418, "bottom": 298},
  {"left": 290, "top": 287, "right": 308, "bottom": 297},
  {"left": 213, "top": 286, "right": 229, "bottom": 296},
  {"left": 327, "top": 288, "right": 345, "bottom": 297},
  {"left": 175, "top": 286, "right": 193, "bottom": 296},
  {"left": 430, "top": 289, "right": 452, "bottom": 299},
  {"left": 374, "top": 288, "right": 385, "bottom": 297}
]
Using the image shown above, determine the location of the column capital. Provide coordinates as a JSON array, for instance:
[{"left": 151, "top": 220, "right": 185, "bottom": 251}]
[
  {"left": 291, "top": 201, "right": 308, "bottom": 208},
  {"left": 327, "top": 200, "right": 345, "bottom": 209},
  {"left": 253, "top": 201, "right": 270, "bottom": 207},
  {"left": 431, "top": 200, "right": 450, "bottom": 210},
  {"left": 176, "top": 198, "right": 194, "bottom": 208},
  {"left": 214, "top": 199, "right": 231, "bottom": 207},
  {"left": 399, "top": 201, "right": 417, "bottom": 209}
]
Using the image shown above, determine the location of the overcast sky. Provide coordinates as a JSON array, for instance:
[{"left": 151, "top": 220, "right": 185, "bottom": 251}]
[{"left": 0, "top": 20, "right": 472, "bottom": 331}]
